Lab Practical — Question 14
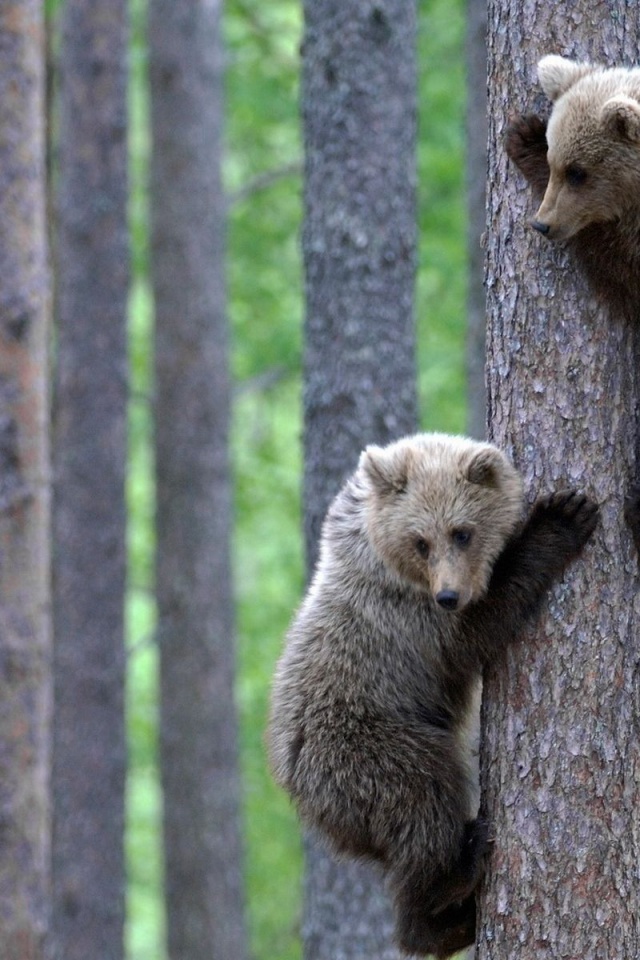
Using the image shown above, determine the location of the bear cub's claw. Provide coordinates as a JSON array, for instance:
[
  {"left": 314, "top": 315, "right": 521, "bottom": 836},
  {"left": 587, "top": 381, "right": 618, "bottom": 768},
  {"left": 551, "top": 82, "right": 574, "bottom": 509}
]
[
  {"left": 531, "top": 489, "right": 599, "bottom": 557},
  {"left": 504, "top": 113, "right": 550, "bottom": 196},
  {"left": 505, "top": 112, "right": 548, "bottom": 159},
  {"left": 462, "top": 816, "right": 492, "bottom": 871}
]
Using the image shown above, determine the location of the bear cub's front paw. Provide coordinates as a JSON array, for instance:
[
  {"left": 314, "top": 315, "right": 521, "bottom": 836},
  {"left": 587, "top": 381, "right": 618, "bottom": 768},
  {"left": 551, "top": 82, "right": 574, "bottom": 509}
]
[
  {"left": 531, "top": 489, "right": 599, "bottom": 559},
  {"left": 460, "top": 817, "right": 492, "bottom": 883},
  {"left": 505, "top": 112, "right": 548, "bottom": 161},
  {"left": 504, "top": 113, "right": 550, "bottom": 195}
]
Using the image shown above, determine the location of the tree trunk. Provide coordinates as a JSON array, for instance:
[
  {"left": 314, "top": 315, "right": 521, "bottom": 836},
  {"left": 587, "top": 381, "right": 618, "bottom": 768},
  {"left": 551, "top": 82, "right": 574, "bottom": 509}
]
[
  {"left": 149, "top": 1, "right": 247, "bottom": 957},
  {"left": 301, "top": 1, "right": 417, "bottom": 955},
  {"left": 465, "top": 0, "right": 487, "bottom": 439},
  {"left": 479, "top": 9, "right": 640, "bottom": 958},
  {"left": 51, "top": 0, "right": 128, "bottom": 956},
  {"left": 0, "top": 3, "right": 51, "bottom": 957}
]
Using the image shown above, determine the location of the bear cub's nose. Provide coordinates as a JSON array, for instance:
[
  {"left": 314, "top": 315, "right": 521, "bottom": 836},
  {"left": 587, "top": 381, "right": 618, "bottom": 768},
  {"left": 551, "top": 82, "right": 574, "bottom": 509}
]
[
  {"left": 436, "top": 590, "right": 459, "bottom": 611},
  {"left": 531, "top": 219, "right": 550, "bottom": 235}
]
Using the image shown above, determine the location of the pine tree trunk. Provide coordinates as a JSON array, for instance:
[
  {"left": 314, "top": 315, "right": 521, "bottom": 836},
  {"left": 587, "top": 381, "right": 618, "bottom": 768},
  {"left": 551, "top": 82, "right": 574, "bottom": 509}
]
[
  {"left": 0, "top": 3, "right": 51, "bottom": 957},
  {"left": 465, "top": 0, "right": 487, "bottom": 439},
  {"left": 301, "top": 1, "right": 417, "bottom": 955},
  {"left": 479, "top": 8, "right": 640, "bottom": 957},
  {"left": 149, "top": 1, "right": 247, "bottom": 956},
  {"left": 51, "top": 0, "right": 128, "bottom": 956}
]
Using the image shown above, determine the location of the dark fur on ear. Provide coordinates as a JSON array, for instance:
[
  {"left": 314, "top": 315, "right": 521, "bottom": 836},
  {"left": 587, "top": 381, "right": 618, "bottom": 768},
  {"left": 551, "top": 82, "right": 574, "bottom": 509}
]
[
  {"left": 359, "top": 443, "right": 411, "bottom": 496},
  {"left": 601, "top": 95, "right": 640, "bottom": 142},
  {"left": 463, "top": 446, "right": 508, "bottom": 488},
  {"left": 505, "top": 113, "right": 640, "bottom": 322}
]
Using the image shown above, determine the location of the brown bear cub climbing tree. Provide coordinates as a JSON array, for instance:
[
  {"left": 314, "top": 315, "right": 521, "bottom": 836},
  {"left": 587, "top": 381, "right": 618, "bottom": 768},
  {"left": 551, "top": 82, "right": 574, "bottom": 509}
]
[
  {"left": 506, "top": 55, "right": 640, "bottom": 322},
  {"left": 268, "top": 433, "right": 598, "bottom": 959},
  {"left": 506, "top": 54, "right": 640, "bottom": 546}
]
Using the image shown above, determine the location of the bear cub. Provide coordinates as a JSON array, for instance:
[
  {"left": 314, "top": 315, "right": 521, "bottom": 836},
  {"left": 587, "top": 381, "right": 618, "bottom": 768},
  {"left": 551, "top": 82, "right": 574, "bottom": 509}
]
[
  {"left": 268, "top": 433, "right": 598, "bottom": 958},
  {"left": 506, "top": 54, "right": 640, "bottom": 320}
]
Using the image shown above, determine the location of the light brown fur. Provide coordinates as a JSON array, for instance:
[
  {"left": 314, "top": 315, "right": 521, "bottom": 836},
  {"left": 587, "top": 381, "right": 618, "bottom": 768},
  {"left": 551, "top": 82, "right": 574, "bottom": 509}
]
[
  {"left": 363, "top": 436, "right": 523, "bottom": 609},
  {"left": 505, "top": 56, "right": 640, "bottom": 319},
  {"left": 534, "top": 56, "right": 640, "bottom": 241},
  {"left": 268, "top": 433, "right": 598, "bottom": 957}
]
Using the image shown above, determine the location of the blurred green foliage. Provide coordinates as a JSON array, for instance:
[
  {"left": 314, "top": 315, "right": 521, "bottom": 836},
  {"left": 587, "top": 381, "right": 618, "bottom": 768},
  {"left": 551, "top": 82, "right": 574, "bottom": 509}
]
[{"left": 125, "top": 1, "right": 466, "bottom": 958}]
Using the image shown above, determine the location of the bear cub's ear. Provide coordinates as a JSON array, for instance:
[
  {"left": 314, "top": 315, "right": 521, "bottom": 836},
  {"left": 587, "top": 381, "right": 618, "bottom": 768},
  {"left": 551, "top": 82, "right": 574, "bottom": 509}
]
[
  {"left": 537, "top": 54, "right": 593, "bottom": 101},
  {"left": 601, "top": 95, "right": 640, "bottom": 142},
  {"left": 360, "top": 444, "right": 411, "bottom": 497},
  {"left": 462, "top": 446, "right": 508, "bottom": 489}
]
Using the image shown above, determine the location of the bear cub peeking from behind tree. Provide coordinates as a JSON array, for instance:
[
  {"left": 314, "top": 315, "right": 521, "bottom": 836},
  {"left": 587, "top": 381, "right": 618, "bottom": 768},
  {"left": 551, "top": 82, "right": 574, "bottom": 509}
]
[
  {"left": 267, "top": 433, "right": 598, "bottom": 959},
  {"left": 506, "top": 55, "right": 640, "bottom": 319}
]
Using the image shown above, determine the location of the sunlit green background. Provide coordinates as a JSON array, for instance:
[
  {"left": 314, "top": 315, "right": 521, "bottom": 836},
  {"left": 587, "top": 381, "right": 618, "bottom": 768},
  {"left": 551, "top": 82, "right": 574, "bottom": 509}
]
[{"left": 125, "top": 0, "right": 467, "bottom": 957}]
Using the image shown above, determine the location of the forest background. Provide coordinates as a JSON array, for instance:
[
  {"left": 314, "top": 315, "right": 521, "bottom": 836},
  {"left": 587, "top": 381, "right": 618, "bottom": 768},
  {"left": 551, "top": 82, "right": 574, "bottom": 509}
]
[{"left": 124, "top": 0, "right": 467, "bottom": 957}]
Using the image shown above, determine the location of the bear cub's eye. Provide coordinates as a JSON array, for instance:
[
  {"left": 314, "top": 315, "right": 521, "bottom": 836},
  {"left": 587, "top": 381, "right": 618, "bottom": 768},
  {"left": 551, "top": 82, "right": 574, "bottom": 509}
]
[
  {"left": 452, "top": 528, "right": 472, "bottom": 549},
  {"left": 565, "top": 164, "right": 587, "bottom": 188},
  {"left": 415, "top": 538, "right": 430, "bottom": 558}
]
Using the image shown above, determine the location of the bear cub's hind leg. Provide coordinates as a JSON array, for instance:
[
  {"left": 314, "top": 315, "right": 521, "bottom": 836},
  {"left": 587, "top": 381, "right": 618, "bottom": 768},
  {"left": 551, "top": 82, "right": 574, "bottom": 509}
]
[
  {"left": 396, "top": 896, "right": 476, "bottom": 960},
  {"left": 430, "top": 817, "right": 491, "bottom": 912},
  {"left": 393, "top": 818, "right": 491, "bottom": 959}
]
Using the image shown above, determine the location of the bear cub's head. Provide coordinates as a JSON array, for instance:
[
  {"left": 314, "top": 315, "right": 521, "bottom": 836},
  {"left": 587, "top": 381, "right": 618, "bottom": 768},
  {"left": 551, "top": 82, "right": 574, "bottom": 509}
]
[
  {"left": 532, "top": 54, "right": 640, "bottom": 241},
  {"left": 359, "top": 434, "right": 524, "bottom": 612}
]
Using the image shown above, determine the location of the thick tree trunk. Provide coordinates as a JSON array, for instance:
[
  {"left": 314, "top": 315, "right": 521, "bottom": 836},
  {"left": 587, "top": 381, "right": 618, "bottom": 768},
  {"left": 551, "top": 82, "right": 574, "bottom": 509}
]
[
  {"left": 301, "top": 1, "right": 417, "bottom": 955},
  {"left": 0, "top": 3, "right": 51, "bottom": 957},
  {"left": 149, "top": 1, "right": 247, "bottom": 957},
  {"left": 51, "top": 1, "right": 128, "bottom": 957},
  {"left": 465, "top": 0, "right": 487, "bottom": 439},
  {"left": 479, "top": 8, "right": 640, "bottom": 958}
]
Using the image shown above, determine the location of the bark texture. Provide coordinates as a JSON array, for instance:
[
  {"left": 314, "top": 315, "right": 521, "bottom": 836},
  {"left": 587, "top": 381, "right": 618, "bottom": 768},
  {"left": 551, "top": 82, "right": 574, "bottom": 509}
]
[
  {"left": 0, "top": 3, "right": 51, "bottom": 957},
  {"left": 301, "top": 1, "right": 417, "bottom": 955},
  {"left": 149, "top": 1, "right": 247, "bottom": 957},
  {"left": 51, "top": 0, "right": 128, "bottom": 957},
  {"left": 465, "top": 0, "right": 487, "bottom": 439},
  {"left": 479, "top": 8, "right": 640, "bottom": 958}
]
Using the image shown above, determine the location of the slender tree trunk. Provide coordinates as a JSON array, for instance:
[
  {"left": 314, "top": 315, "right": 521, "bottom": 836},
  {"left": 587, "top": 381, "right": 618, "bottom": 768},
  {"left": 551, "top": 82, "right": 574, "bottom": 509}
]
[
  {"left": 465, "top": 0, "right": 487, "bottom": 439},
  {"left": 301, "top": 1, "right": 417, "bottom": 955},
  {"left": 479, "top": 8, "right": 640, "bottom": 957},
  {"left": 149, "top": 1, "right": 247, "bottom": 957},
  {"left": 51, "top": 0, "right": 128, "bottom": 957},
  {"left": 0, "top": 3, "right": 51, "bottom": 957}
]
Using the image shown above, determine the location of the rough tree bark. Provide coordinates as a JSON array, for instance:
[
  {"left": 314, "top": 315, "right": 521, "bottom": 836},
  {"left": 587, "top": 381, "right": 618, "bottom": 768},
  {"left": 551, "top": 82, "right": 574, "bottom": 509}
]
[
  {"left": 149, "top": 1, "right": 247, "bottom": 957},
  {"left": 301, "top": 1, "right": 417, "bottom": 956},
  {"left": 0, "top": 3, "right": 51, "bottom": 957},
  {"left": 479, "top": 6, "right": 640, "bottom": 958},
  {"left": 465, "top": 0, "right": 487, "bottom": 439},
  {"left": 51, "top": 0, "right": 128, "bottom": 957}
]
